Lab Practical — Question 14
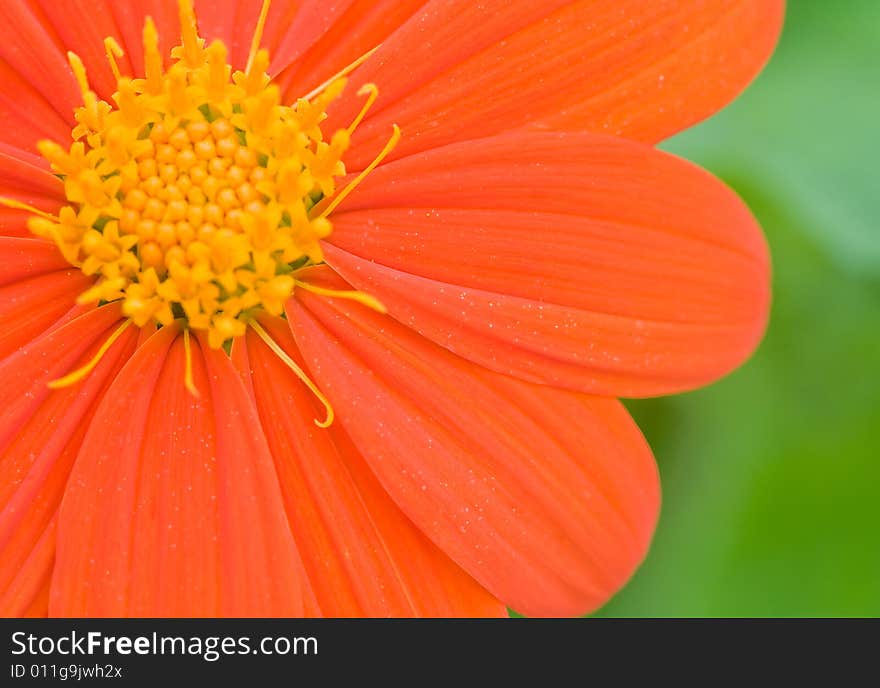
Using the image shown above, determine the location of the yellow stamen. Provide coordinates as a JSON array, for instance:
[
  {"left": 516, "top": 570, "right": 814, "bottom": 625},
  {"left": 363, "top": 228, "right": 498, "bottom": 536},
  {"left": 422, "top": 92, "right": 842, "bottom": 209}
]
[
  {"left": 294, "top": 279, "right": 387, "bottom": 313},
  {"left": 205, "top": 41, "right": 229, "bottom": 101},
  {"left": 249, "top": 320, "right": 334, "bottom": 428},
  {"left": 178, "top": 0, "right": 203, "bottom": 67},
  {"left": 143, "top": 17, "right": 164, "bottom": 95},
  {"left": 347, "top": 83, "right": 379, "bottom": 135},
  {"left": 67, "top": 52, "right": 91, "bottom": 102},
  {"left": 0, "top": 197, "right": 58, "bottom": 222},
  {"left": 246, "top": 0, "right": 272, "bottom": 76},
  {"left": 302, "top": 44, "right": 381, "bottom": 102},
  {"left": 317, "top": 124, "right": 401, "bottom": 219},
  {"left": 104, "top": 37, "right": 124, "bottom": 83},
  {"left": 48, "top": 319, "right": 133, "bottom": 389},
  {"left": 182, "top": 328, "right": 201, "bottom": 397}
]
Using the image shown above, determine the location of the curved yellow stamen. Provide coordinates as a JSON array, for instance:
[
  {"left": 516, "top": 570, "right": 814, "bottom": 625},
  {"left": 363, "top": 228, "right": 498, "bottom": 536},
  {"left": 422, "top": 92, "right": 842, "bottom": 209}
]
[
  {"left": 182, "top": 328, "right": 201, "bottom": 397},
  {"left": 249, "top": 319, "right": 334, "bottom": 428},
  {"left": 294, "top": 279, "right": 386, "bottom": 314},
  {"left": 103, "top": 37, "right": 124, "bottom": 83},
  {"left": 302, "top": 44, "right": 381, "bottom": 102},
  {"left": 0, "top": 197, "right": 58, "bottom": 222},
  {"left": 246, "top": 0, "right": 272, "bottom": 75},
  {"left": 48, "top": 319, "right": 133, "bottom": 389},
  {"left": 317, "top": 124, "right": 401, "bottom": 219},
  {"left": 67, "top": 52, "right": 92, "bottom": 102},
  {"left": 347, "top": 83, "right": 379, "bottom": 135}
]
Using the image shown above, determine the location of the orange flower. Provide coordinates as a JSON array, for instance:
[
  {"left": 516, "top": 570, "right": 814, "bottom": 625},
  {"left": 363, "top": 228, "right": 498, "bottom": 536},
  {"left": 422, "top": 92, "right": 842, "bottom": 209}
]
[{"left": 0, "top": 0, "right": 783, "bottom": 617}]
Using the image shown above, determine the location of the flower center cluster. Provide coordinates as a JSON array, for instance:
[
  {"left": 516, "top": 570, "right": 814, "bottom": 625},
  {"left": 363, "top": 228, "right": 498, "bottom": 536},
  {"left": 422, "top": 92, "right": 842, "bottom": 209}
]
[{"left": 30, "top": 2, "right": 355, "bottom": 348}]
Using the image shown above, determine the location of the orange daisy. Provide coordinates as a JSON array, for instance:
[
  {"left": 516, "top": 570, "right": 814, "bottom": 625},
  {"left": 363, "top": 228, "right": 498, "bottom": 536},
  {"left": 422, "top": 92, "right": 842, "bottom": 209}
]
[{"left": 0, "top": 0, "right": 783, "bottom": 617}]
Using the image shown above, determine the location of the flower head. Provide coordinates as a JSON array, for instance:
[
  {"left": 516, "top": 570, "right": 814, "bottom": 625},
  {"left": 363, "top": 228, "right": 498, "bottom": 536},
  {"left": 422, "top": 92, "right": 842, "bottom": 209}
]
[
  {"left": 0, "top": 0, "right": 783, "bottom": 617},
  {"left": 24, "top": 0, "right": 397, "bottom": 353}
]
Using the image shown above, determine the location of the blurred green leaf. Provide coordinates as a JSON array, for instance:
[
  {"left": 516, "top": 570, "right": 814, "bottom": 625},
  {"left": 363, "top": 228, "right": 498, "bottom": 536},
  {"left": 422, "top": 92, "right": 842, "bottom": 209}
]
[
  {"left": 664, "top": 0, "right": 880, "bottom": 278},
  {"left": 601, "top": 0, "right": 880, "bottom": 617}
]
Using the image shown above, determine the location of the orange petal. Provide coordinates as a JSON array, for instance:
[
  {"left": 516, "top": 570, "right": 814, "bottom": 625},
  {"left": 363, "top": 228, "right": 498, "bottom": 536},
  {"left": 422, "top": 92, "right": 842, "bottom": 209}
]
[
  {"left": 248, "top": 0, "right": 358, "bottom": 76},
  {"left": 35, "top": 0, "right": 135, "bottom": 100},
  {"left": 192, "top": 0, "right": 357, "bottom": 73},
  {"left": 275, "top": 0, "right": 426, "bottom": 99},
  {"left": 50, "top": 324, "right": 310, "bottom": 616},
  {"left": 0, "top": 272, "right": 96, "bottom": 378},
  {"left": 32, "top": 0, "right": 350, "bottom": 89},
  {"left": 0, "top": 304, "right": 124, "bottom": 449},
  {"left": 287, "top": 286, "right": 660, "bottom": 617},
  {"left": 0, "top": 518, "right": 54, "bottom": 618},
  {"left": 327, "top": 0, "right": 784, "bottom": 167},
  {"left": 325, "top": 130, "right": 770, "bottom": 397},
  {"left": 0, "top": 237, "right": 76, "bottom": 287},
  {"left": 235, "top": 317, "right": 506, "bottom": 617},
  {"left": 0, "top": 58, "right": 71, "bottom": 153},
  {"left": 56, "top": 0, "right": 261, "bottom": 93},
  {"left": 0, "top": 2, "right": 80, "bottom": 131},
  {"left": 101, "top": 0, "right": 177, "bottom": 78},
  {"left": 0, "top": 142, "right": 61, "bottom": 197},
  {"left": 0, "top": 308, "right": 136, "bottom": 617},
  {"left": 0, "top": 135, "right": 64, "bottom": 237},
  {"left": 0, "top": 237, "right": 93, "bottom": 362}
]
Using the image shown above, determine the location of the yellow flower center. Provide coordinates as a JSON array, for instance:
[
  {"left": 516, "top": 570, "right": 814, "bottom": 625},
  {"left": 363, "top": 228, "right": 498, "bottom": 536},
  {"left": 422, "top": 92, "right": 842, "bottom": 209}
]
[{"left": 22, "top": 0, "right": 395, "bottom": 350}]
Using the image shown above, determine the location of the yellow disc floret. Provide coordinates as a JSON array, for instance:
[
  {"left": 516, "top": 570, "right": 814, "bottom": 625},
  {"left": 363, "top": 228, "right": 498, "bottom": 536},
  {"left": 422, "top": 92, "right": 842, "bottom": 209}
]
[{"left": 28, "top": 0, "right": 360, "bottom": 349}]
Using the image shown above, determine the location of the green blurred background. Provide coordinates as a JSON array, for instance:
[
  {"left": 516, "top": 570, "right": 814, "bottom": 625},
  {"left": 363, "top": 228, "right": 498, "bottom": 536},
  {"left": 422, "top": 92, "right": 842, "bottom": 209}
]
[{"left": 600, "top": 0, "right": 880, "bottom": 617}]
